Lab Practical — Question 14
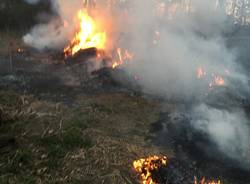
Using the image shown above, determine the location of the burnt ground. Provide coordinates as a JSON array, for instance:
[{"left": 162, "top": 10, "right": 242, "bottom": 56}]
[
  {"left": 0, "top": 32, "right": 250, "bottom": 184},
  {"left": 149, "top": 110, "right": 250, "bottom": 184}
]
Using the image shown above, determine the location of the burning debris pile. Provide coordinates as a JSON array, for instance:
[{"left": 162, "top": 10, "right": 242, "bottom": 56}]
[
  {"left": 58, "top": 0, "right": 134, "bottom": 75},
  {"left": 63, "top": 9, "right": 106, "bottom": 58}
]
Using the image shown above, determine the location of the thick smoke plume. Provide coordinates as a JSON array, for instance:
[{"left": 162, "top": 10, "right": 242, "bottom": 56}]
[
  {"left": 191, "top": 104, "right": 250, "bottom": 167},
  {"left": 122, "top": 0, "right": 249, "bottom": 98},
  {"left": 119, "top": 0, "right": 250, "bottom": 166},
  {"left": 23, "top": 0, "right": 82, "bottom": 50},
  {"left": 23, "top": 0, "right": 250, "bottom": 167}
]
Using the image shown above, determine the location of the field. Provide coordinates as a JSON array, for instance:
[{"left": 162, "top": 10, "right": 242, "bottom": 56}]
[{"left": 1, "top": 1, "right": 250, "bottom": 184}]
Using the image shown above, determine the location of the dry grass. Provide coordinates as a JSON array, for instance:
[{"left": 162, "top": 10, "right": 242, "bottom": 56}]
[{"left": 0, "top": 90, "right": 167, "bottom": 184}]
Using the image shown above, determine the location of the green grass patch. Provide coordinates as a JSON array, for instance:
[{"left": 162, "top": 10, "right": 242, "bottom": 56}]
[
  {"left": 6, "top": 149, "right": 33, "bottom": 174},
  {"left": 19, "top": 175, "right": 37, "bottom": 184},
  {"left": 90, "top": 103, "right": 114, "bottom": 114},
  {"left": 0, "top": 91, "right": 22, "bottom": 107},
  {"left": 40, "top": 128, "right": 92, "bottom": 151},
  {"left": 68, "top": 113, "right": 89, "bottom": 130},
  {"left": 39, "top": 126, "right": 92, "bottom": 170},
  {"left": 40, "top": 135, "right": 65, "bottom": 157},
  {"left": 62, "top": 127, "right": 92, "bottom": 149}
]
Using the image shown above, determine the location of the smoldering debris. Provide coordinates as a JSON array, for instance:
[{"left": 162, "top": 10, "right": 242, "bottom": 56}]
[
  {"left": 150, "top": 107, "right": 250, "bottom": 184},
  {"left": 191, "top": 104, "right": 250, "bottom": 167}
]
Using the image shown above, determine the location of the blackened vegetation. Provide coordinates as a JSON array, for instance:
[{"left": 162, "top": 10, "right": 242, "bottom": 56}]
[
  {"left": 63, "top": 48, "right": 140, "bottom": 93},
  {"left": 142, "top": 157, "right": 197, "bottom": 184},
  {"left": 150, "top": 112, "right": 250, "bottom": 184},
  {"left": 0, "top": 47, "right": 140, "bottom": 104},
  {"left": 64, "top": 48, "right": 99, "bottom": 65},
  {"left": 156, "top": 158, "right": 199, "bottom": 184}
]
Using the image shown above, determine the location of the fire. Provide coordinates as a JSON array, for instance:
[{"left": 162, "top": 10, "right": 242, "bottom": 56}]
[
  {"left": 197, "top": 67, "right": 206, "bottom": 79},
  {"left": 63, "top": 1, "right": 134, "bottom": 69},
  {"left": 64, "top": 9, "right": 106, "bottom": 57},
  {"left": 133, "top": 155, "right": 168, "bottom": 184},
  {"left": 194, "top": 177, "right": 221, "bottom": 184},
  {"left": 112, "top": 48, "right": 133, "bottom": 69},
  {"left": 133, "top": 156, "right": 222, "bottom": 184},
  {"left": 196, "top": 67, "right": 225, "bottom": 88},
  {"left": 213, "top": 75, "right": 225, "bottom": 86},
  {"left": 209, "top": 74, "right": 225, "bottom": 89},
  {"left": 17, "top": 48, "right": 25, "bottom": 53}
]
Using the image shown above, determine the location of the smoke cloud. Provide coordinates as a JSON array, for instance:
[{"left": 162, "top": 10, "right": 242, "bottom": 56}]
[
  {"left": 23, "top": 0, "right": 81, "bottom": 50},
  {"left": 191, "top": 104, "right": 250, "bottom": 167},
  {"left": 121, "top": 0, "right": 249, "bottom": 98},
  {"left": 23, "top": 0, "right": 250, "bottom": 167},
  {"left": 119, "top": 0, "right": 250, "bottom": 166}
]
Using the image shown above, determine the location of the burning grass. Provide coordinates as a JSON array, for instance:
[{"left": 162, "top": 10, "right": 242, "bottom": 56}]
[
  {"left": 195, "top": 178, "right": 221, "bottom": 184},
  {"left": 133, "top": 155, "right": 222, "bottom": 184},
  {"left": 133, "top": 155, "right": 168, "bottom": 184}
]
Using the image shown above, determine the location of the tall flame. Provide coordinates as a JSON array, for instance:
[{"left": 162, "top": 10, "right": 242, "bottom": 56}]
[
  {"left": 112, "top": 48, "right": 134, "bottom": 69},
  {"left": 64, "top": 9, "right": 106, "bottom": 57}
]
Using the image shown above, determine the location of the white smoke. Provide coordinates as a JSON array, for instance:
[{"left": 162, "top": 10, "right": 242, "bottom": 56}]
[
  {"left": 120, "top": 0, "right": 249, "bottom": 98},
  {"left": 119, "top": 0, "right": 250, "bottom": 166},
  {"left": 191, "top": 104, "right": 250, "bottom": 166},
  {"left": 23, "top": 0, "right": 81, "bottom": 50},
  {"left": 23, "top": 18, "right": 68, "bottom": 50}
]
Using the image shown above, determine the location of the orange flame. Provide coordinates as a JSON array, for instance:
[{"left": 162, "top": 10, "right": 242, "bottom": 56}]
[
  {"left": 213, "top": 75, "right": 225, "bottom": 86},
  {"left": 194, "top": 177, "right": 221, "bottom": 184},
  {"left": 196, "top": 67, "right": 225, "bottom": 88},
  {"left": 64, "top": 9, "right": 106, "bottom": 57},
  {"left": 133, "top": 156, "right": 222, "bottom": 184},
  {"left": 209, "top": 74, "right": 225, "bottom": 88},
  {"left": 112, "top": 48, "right": 133, "bottom": 69},
  {"left": 197, "top": 67, "right": 206, "bottom": 79},
  {"left": 17, "top": 48, "right": 24, "bottom": 53},
  {"left": 133, "top": 156, "right": 168, "bottom": 184}
]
